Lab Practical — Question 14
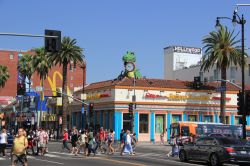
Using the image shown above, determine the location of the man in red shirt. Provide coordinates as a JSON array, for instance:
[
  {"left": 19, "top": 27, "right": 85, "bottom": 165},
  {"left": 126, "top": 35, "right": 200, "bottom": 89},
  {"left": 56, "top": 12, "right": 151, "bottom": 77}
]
[
  {"left": 62, "top": 129, "right": 70, "bottom": 152},
  {"left": 99, "top": 127, "right": 105, "bottom": 142},
  {"left": 98, "top": 127, "right": 106, "bottom": 153}
]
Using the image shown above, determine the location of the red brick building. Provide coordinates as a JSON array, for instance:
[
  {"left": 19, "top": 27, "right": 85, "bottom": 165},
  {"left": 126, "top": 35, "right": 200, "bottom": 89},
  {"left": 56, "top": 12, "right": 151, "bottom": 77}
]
[
  {"left": 0, "top": 50, "right": 20, "bottom": 97},
  {"left": 0, "top": 49, "right": 86, "bottom": 130},
  {"left": 0, "top": 49, "right": 86, "bottom": 107}
]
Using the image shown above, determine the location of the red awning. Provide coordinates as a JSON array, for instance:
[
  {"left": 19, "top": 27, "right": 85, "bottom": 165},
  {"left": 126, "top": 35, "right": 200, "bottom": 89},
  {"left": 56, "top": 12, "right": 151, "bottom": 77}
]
[{"left": 212, "top": 97, "right": 231, "bottom": 101}]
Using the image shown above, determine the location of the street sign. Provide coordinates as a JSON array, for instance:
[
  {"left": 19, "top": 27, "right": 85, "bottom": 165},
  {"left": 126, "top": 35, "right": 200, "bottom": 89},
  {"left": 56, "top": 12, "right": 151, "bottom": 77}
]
[
  {"left": 81, "top": 107, "right": 85, "bottom": 114},
  {"left": 36, "top": 86, "right": 43, "bottom": 92},
  {"left": 216, "top": 86, "right": 226, "bottom": 92}
]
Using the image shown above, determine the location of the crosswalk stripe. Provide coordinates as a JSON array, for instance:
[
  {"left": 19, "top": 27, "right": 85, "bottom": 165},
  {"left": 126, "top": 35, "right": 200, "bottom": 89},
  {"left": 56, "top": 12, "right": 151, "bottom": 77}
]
[{"left": 41, "top": 151, "right": 167, "bottom": 159}]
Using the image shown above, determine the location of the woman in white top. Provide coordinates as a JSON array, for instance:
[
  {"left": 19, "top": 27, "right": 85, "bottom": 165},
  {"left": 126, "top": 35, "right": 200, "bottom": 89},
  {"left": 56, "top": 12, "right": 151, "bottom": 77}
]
[
  {"left": 78, "top": 130, "right": 87, "bottom": 156},
  {"left": 0, "top": 128, "right": 7, "bottom": 157},
  {"left": 123, "top": 130, "right": 134, "bottom": 155}
]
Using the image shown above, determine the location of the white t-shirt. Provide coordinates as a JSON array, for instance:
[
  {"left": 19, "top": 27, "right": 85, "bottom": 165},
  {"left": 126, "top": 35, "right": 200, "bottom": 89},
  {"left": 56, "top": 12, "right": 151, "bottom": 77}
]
[
  {"left": 0, "top": 133, "right": 7, "bottom": 144},
  {"left": 80, "top": 134, "right": 87, "bottom": 143}
]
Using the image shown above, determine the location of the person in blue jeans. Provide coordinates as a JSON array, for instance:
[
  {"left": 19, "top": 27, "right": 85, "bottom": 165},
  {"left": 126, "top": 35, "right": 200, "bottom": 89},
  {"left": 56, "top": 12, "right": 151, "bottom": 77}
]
[{"left": 120, "top": 130, "right": 127, "bottom": 156}]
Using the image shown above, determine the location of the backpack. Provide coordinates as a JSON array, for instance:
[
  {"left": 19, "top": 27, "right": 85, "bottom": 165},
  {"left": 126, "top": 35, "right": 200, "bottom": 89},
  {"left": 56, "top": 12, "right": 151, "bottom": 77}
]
[
  {"left": 123, "top": 133, "right": 127, "bottom": 142},
  {"left": 132, "top": 136, "right": 137, "bottom": 145}
]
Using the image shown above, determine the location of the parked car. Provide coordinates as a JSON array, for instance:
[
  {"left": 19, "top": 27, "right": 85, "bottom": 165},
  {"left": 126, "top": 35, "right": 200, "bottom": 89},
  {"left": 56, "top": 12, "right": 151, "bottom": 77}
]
[
  {"left": 6, "top": 133, "right": 14, "bottom": 149},
  {"left": 179, "top": 136, "right": 250, "bottom": 166}
]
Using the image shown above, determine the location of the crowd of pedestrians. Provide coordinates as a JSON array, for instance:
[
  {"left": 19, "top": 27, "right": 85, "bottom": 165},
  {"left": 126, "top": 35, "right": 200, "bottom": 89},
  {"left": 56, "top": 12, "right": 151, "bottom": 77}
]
[
  {"left": 61, "top": 127, "right": 137, "bottom": 157},
  {"left": 0, "top": 126, "right": 138, "bottom": 166}
]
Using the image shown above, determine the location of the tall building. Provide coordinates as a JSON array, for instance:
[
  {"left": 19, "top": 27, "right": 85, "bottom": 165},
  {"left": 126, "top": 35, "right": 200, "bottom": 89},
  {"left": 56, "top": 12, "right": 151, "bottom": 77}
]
[
  {"left": 164, "top": 46, "right": 202, "bottom": 80},
  {"left": 0, "top": 49, "right": 86, "bottom": 130},
  {"left": 164, "top": 45, "right": 250, "bottom": 85}
]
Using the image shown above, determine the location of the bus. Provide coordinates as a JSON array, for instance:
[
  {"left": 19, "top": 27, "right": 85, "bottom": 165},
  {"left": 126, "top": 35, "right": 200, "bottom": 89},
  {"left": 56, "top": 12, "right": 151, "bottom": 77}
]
[{"left": 170, "top": 122, "right": 243, "bottom": 140}]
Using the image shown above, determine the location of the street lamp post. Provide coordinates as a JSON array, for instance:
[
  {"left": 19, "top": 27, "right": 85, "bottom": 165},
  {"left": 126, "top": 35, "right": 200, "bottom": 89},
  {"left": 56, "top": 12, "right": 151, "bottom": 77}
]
[{"left": 216, "top": 10, "right": 247, "bottom": 139}]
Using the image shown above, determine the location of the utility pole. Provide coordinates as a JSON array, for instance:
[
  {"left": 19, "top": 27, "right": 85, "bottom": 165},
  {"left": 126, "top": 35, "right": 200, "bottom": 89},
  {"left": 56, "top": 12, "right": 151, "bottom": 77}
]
[{"left": 131, "top": 77, "right": 136, "bottom": 134}]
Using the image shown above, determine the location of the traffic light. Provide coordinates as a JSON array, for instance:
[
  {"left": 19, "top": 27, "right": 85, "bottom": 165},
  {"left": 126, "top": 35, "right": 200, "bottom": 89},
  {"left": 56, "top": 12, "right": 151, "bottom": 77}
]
[
  {"left": 89, "top": 103, "right": 94, "bottom": 117},
  {"left": 128, "top": 103, "right": 134, "bottom": 119},
  {"left": 245, "top": 90, "right": 250, "bottom": 115},
  {"left": 45, "top": 29, "right": 61, "bottom": 52},
  {"left": 193, "top": 76, "right": 201, "bottom": 89},
  {"left": 128, "top": 103, "right": 133, "bottom": 113},
  {"left": 237, "top": 91, "right": 243, "bottom": 115},
  {"left": 17, "top": 82, "right": 25, "bottom": 95}
]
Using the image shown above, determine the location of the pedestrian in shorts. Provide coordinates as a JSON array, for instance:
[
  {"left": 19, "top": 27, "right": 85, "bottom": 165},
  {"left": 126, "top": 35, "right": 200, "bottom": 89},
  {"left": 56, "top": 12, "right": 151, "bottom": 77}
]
[{"left": 11, "top": 128, "right": 28, "bottom": 166}]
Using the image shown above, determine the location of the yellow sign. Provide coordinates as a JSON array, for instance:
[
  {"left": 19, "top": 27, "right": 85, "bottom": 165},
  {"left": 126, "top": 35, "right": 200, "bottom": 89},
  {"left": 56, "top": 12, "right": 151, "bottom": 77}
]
[
  {"left": 168, "top": 94, "right": 210, "bottom": 101},
  {"left": 42, "top": 113, "right": 57, "bottom": 121},
  {"left": 40, "top": 71, "right": 72, "bottom": 106}
]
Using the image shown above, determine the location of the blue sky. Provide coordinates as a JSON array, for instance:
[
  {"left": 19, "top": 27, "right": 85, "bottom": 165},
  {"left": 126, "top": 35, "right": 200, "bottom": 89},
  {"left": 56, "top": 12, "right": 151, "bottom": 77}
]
[{"left": 0, "top": 0, "right": 250, "bottom": 84}]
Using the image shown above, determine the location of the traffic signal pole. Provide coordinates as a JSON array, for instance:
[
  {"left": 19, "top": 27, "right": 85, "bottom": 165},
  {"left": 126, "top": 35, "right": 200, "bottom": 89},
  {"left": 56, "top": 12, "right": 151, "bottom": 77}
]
[{"left": 131, "top": 77, "right": 136, "bottom": 134}]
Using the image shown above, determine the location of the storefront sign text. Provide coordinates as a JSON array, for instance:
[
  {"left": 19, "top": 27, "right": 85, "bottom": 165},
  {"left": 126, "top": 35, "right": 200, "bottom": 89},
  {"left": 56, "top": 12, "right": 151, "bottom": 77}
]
[
  {"left": 145, "top": 93, "right": 167, "bottom": 99},
  {"left": 87, "top": 93, "right": 111, "bottom": 100},
  {"left": 173, "top": 46, "right": 201, "bottom": 54},
  {"left": 144, "top": 92, "right": 222, "bottom": 101}
]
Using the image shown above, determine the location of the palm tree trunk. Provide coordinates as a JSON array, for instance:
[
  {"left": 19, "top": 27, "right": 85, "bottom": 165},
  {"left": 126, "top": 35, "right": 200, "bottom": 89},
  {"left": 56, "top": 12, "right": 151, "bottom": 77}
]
[
  {"left": 220, "top": 66, "right": 227, "bottom": 124},
  {"left": 62, "top": 62, "right": 68, "bottom": 131}
]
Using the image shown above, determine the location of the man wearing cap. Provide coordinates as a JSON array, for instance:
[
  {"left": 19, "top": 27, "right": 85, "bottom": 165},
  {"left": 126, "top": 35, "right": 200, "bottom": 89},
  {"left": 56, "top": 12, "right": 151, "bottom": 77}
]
[{"left": 62, "top": 129, "right": 70, "bottom": 152}]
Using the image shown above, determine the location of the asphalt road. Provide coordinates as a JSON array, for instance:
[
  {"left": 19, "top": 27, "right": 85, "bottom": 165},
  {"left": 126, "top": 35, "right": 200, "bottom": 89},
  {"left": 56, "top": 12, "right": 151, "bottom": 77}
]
[{"left": 0, "top": 142, "right": 238, "bottom": 166}]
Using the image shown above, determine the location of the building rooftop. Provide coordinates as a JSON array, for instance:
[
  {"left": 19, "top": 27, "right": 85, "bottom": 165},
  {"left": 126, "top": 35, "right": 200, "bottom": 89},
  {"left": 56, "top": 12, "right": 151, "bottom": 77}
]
[{"left": 78, "top": 77, "right": 247, "bottom": 92}]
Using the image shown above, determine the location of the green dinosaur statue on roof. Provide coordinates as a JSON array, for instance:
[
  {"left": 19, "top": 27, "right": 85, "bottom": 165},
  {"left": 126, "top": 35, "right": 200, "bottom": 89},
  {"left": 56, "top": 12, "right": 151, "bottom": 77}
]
[{"left": 118, "top": 51, "right": 142, "bottom": 79}]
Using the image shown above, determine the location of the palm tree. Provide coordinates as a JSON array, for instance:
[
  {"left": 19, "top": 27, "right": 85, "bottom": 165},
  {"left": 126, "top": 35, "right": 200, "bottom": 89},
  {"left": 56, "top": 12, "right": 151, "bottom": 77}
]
[
  {"left": 201, "top": 25, "right": 244, "bottom": 124},
  {"left": 0, "top": 65, "right": 10, "bottom": 88},
  {"left": 18, "top": 53, "right": 34, "bottom": 92},
  {"left": 32, "top": 47, "right": 52, "bottom": 127},
  {"left": 49, "top": 37, "right": 83, "bottom": 130}
]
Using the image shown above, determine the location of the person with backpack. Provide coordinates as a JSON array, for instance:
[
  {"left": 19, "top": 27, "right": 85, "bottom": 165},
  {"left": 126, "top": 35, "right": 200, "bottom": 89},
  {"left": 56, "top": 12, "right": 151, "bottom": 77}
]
[
  {"left": 120, "top": 130, "right": 127, "bottom": 156},
  {"left": 87, "top": 128, "right": 96, "bottom": 157},
  {"left": 131, "top": 133, "right": 137, "bottom": 155}
]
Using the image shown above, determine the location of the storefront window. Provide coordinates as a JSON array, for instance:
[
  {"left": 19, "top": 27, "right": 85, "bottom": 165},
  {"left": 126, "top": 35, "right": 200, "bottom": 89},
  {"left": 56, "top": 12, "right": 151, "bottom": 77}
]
[
  {"left": 139, "top": 114, "right": 148, "bottom": 133},
  {"left": 172, "top": 115, "right": 182, "bottom": 123},
  {"left": 204, "top": 115, "right": 213, "bottom": 122},
  {"left": 235, "top": 116, "right": 240, "bottom": 125},
  {"left": 123, "top": 113, "right": 131, "bottom": 131},
  {"left": 188, "top": 115, "right": 197, "bottom": 122},
  {"left": 155, "top": 115, "right": 164, "bottom": 133},
  {"left": 225, "top": 116, "right": 230, "bottom": 124}
]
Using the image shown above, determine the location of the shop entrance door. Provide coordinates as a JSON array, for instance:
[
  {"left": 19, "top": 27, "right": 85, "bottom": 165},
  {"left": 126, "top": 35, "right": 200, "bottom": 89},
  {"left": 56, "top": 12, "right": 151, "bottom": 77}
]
[{"left": 123, "top": 113, "right": 132, "bottom": 131}]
